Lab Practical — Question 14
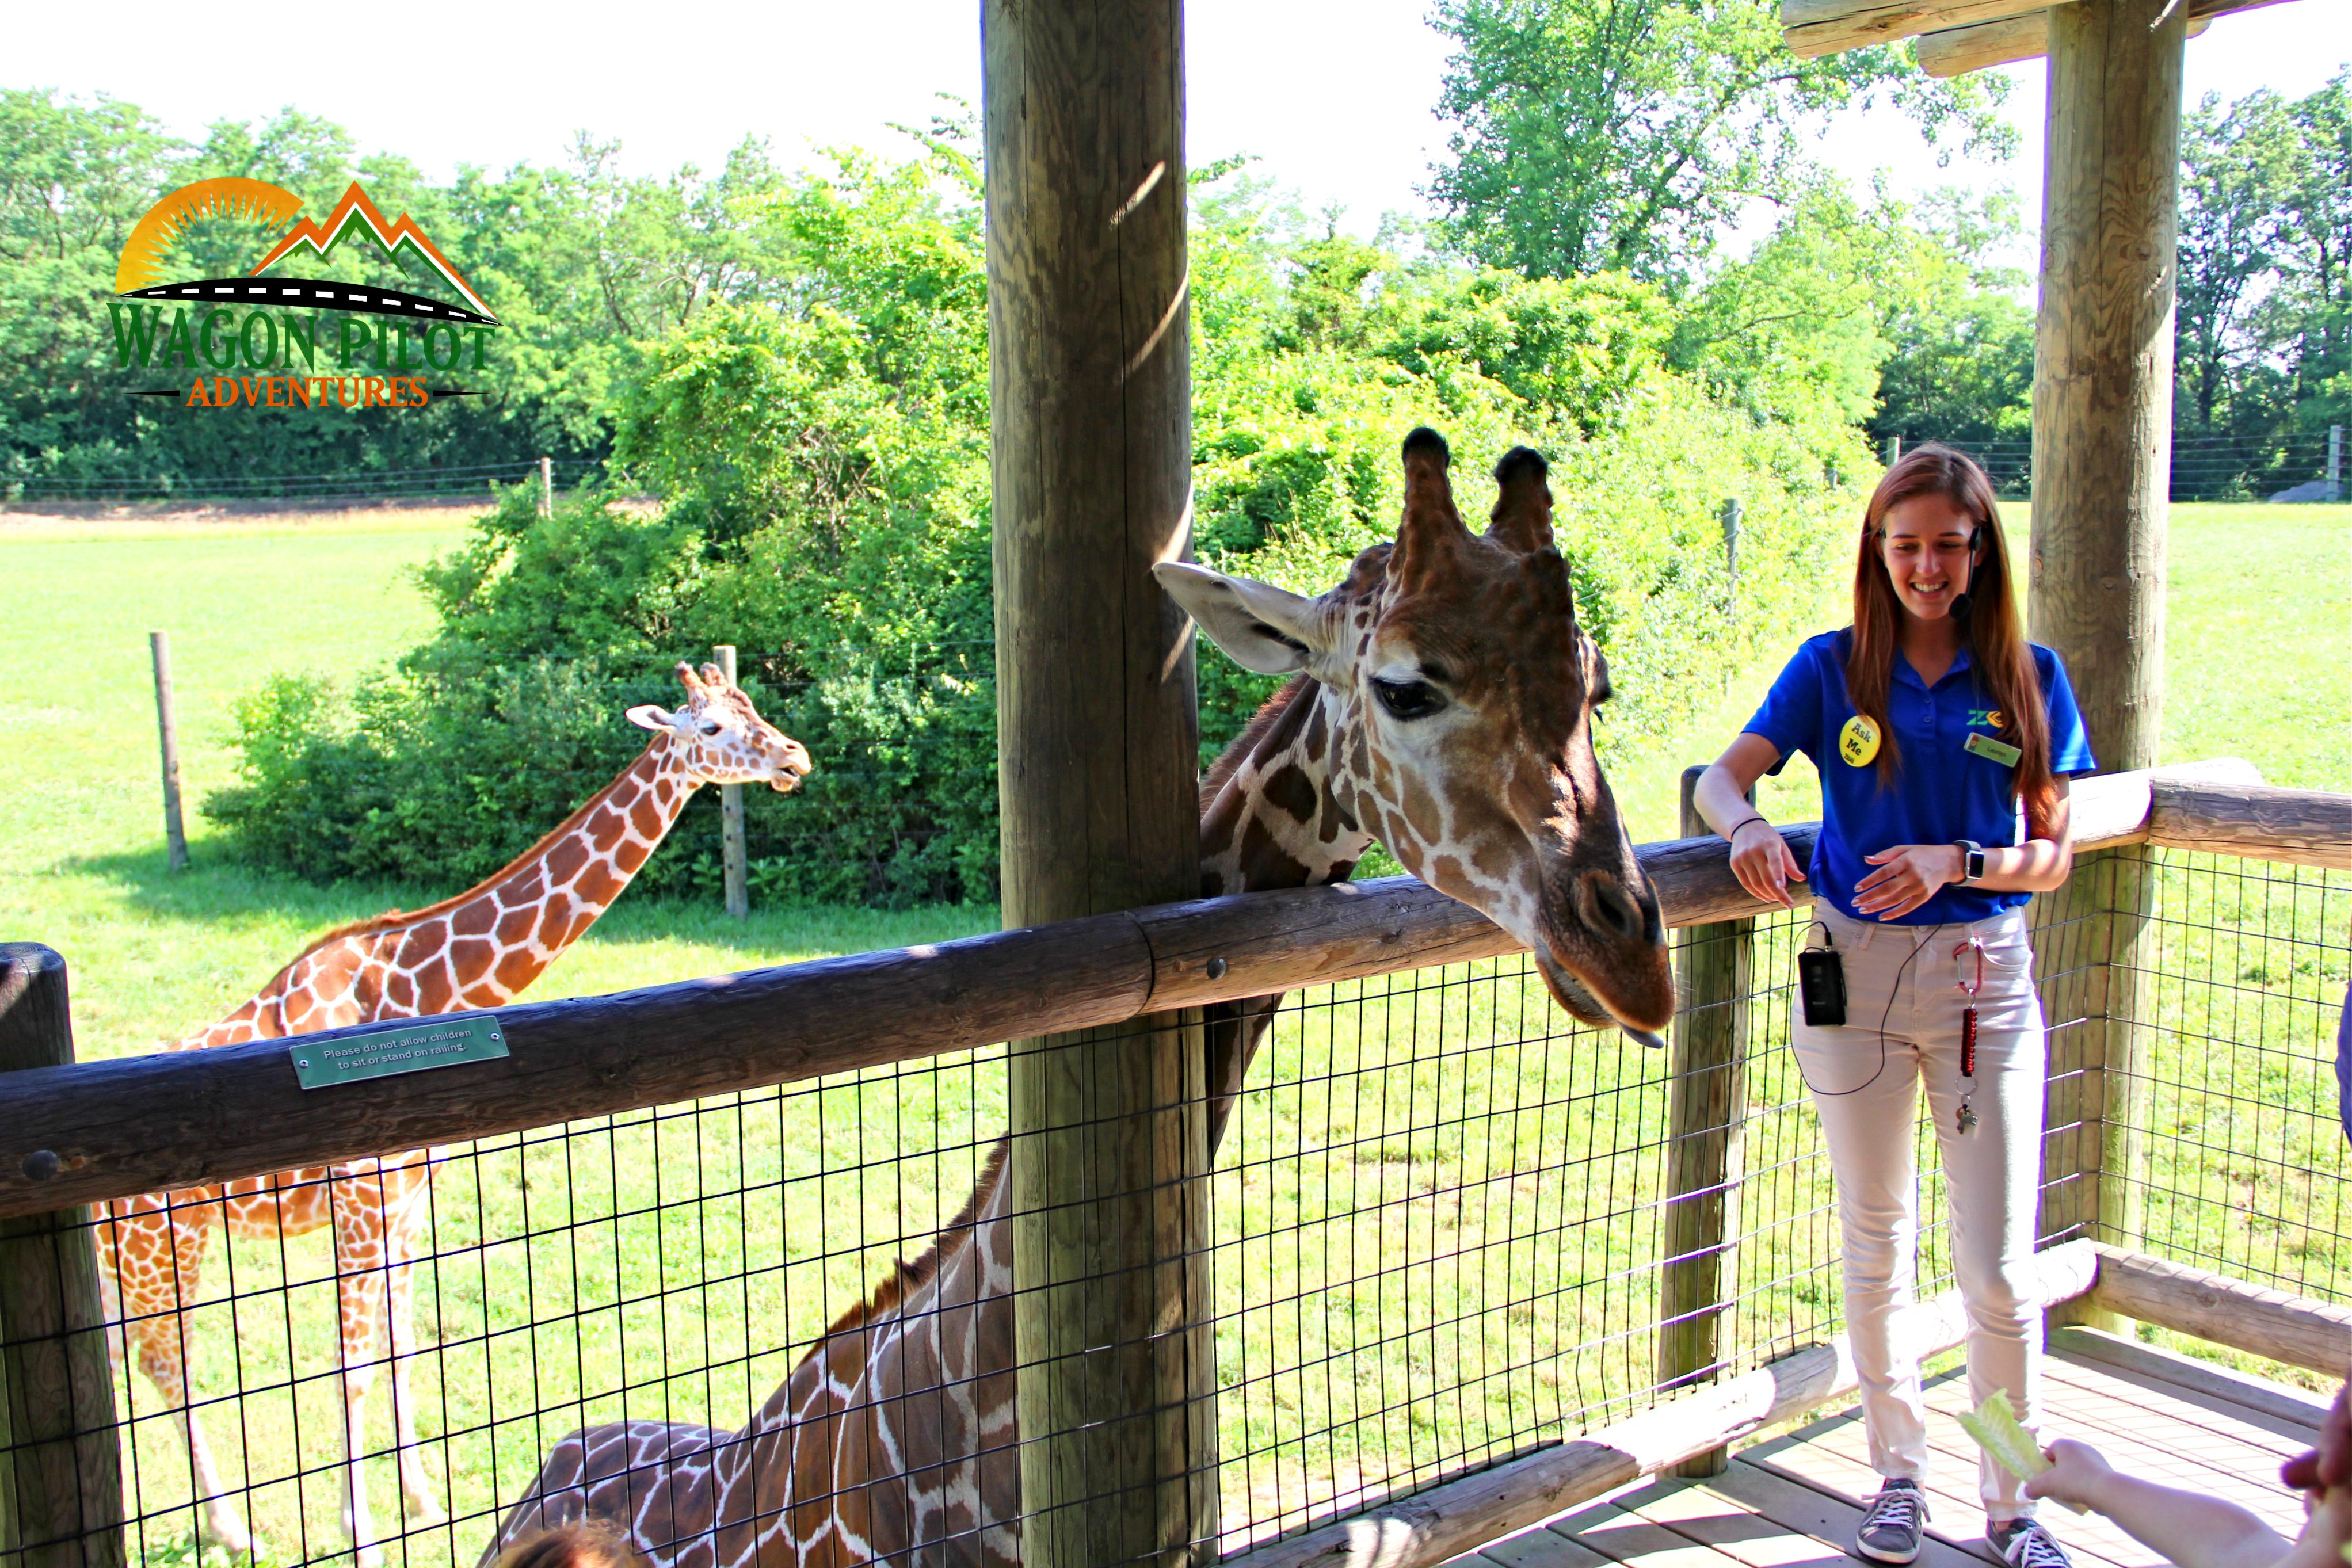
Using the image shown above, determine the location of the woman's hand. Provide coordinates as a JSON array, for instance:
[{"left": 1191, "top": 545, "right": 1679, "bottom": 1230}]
[
  {"left": 1728, "top": 818, "right": 1804, "bottom": 909},
  {"left": 2025, "top": 1439, "right": 2115, "bottom": 1511},
  {"left": 1854, "top": 843, "right": 1964, "bottom": 920}
]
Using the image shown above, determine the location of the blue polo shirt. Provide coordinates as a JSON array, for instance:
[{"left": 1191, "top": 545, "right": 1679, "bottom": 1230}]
[{"left": 1744, "top": 630, "right": 2096, "bottom": 925}]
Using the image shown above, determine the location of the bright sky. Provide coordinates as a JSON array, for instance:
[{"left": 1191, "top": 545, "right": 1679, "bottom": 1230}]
[{"left": 14, "top": 0, "right": 2350, "bottom": 252}]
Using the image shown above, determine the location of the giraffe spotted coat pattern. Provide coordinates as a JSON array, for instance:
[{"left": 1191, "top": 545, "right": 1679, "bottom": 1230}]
[
  {"left": 483, "top": 430, "right": 1676, "bottom": 1565},
  {"left": 98, "top": 663, "right": 808, "bottom": 1568}
]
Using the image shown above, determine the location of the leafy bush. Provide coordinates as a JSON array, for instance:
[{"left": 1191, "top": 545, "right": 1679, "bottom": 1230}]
[{"left": 207, "top": 152, "right": 1862, "bottom": 909}]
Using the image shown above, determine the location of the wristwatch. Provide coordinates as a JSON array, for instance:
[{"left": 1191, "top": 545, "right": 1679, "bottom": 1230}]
[{"left": 1953, "top": 839, "right": 1985, "bottom": 886}]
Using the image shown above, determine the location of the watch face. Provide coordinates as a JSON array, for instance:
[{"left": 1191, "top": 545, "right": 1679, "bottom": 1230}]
[{"left": 1967, "top": 850, "right": 1987, "bottom": 883}]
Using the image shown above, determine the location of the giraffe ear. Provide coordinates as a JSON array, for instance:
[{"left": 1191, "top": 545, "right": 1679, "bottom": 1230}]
[
  {"left": 626, "top": 704, "right": 674, "bottom": 733},
  {"left": 1154, "top": 560, "right": 1321, "bottom": 676}
]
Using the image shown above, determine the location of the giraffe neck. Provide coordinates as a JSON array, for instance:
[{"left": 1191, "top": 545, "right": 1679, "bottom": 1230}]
[
  {"left": 189, "top": 739, "right": 702, "bottom": 1046},
  {"left": 1200, "top": 674, "right": 1378, "bottom": 898}
]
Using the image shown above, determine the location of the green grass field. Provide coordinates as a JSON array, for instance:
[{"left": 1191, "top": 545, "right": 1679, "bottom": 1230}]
[{"left": 2, "top": 500, "right": 2345, "bottom": 1566}]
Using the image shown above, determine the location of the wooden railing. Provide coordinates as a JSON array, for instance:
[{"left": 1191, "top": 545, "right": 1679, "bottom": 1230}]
[{"left": 0, "top": 761, "right": 2345, "bottom": 1567}]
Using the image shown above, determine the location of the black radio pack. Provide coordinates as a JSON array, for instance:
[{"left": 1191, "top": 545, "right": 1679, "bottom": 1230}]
[{"left": 1797, "top": 943, "right": 1848, "bottom": 1027}]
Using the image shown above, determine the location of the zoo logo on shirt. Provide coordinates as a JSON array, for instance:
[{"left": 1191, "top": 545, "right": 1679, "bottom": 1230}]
[{"left": 105, "top": 177, "right": 498, "bottom": 412}]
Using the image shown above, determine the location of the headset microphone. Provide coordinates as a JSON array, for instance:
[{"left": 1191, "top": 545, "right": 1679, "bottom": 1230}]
[{"left": 1950, "top": 525, "right": 1983, "bottom": 622}]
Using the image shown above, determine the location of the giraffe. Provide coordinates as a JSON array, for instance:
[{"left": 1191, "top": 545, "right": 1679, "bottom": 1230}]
[
  {"left": 480, "top": 429, "right": 1677, "bottom": 1567},
  {"left": 97, "top": 661, "right": 810, "bottom": 1568}
]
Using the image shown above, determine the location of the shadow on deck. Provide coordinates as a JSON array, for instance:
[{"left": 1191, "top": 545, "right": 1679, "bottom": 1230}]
[{"left": 1456, "top": 1327, "right": 2327, "bottom": 1568}]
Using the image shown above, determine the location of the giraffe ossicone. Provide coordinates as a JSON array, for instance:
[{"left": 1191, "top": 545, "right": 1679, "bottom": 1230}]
[
  {"left": 96, "top": 661, "right": 808, "bottom": 1568},
  {"left": 483, "top": 428, "right": 1674, "bottom": 1568}
]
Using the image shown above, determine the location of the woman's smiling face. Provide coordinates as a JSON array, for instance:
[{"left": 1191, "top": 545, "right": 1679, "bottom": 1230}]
[{"left": 1878, "top": 491, "right": 1982, "bottom": 623}]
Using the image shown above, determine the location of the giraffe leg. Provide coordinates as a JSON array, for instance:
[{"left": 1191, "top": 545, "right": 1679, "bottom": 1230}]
[
  {"left": 116, "top": 1202, "right": 259, "bottom": 1555},
  {"left": 335, "top": 1184, "right": 392, "bottom": 1568},
  {"left": 383, "top": 1202, "right": 446, "bottom": 1526}
]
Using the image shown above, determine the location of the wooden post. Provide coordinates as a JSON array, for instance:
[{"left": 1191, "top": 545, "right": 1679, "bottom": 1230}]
[
  {"left": 147, "top": 632, "right": 186, "bottom": 872},
  {"left": 2026, "top": 0, "right": 2184, "bottom": 1333},
  {"left": 1657, "top": 766, "right": 1752, "bottom": 1478},
  {"left": 0, "top": 945, "right": 124, "bottom": 1568},
  {"left": 2330, "top": 424, "right": 2342, "bottom": 502},
  {"left": 2028, "top": 0, "right": 2184, "bottom": 775},
  {"left": 985, "top": 0, "right": 1213, "bottom": 1561},
  {"left": 1884, "top": 434, "right": 1901, "bottom": 467},
  {"left": 538, "top": 456, "right": 554, "bottom": 518},
  {"left": 714, "top": 645, "right": 749, "bottom": 920},
  {"left": 1719, "top": 499, "right": 1741, "bottom": 620}
]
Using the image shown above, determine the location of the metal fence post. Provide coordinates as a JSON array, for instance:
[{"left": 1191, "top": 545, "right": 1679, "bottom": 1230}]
[
  {"left": 0, "top": 945, "right": 124, "bottom": 1568},
  {"left": 1657, "top": 766, "right": 1753, "bottom": 1478},
  {"left": 715, "top": 645, "right": 749, "bottom": 921},
  {"left": 147, "top": 632, "right": 187, "bottom": 873}
]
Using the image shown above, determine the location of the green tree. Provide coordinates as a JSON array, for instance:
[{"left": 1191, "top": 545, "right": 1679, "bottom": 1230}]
[{"left": 1426, "top": 0, "right": 2013, "bottom": 287}]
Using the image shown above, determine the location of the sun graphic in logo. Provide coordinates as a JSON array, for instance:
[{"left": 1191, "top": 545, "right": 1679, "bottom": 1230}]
[{"left": 113, "top": 176, "right": 497, "bottom": 326}]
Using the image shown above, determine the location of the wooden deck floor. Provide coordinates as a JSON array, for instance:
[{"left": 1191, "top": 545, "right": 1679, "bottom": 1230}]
[{"left": 1454, "top": 1329, "right": 2329, "bottom": 1568}]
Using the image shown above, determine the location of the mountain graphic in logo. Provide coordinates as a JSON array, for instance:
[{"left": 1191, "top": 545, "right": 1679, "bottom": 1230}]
[{"left": 115, "top": 176, "right": 498, "bottom": 327}]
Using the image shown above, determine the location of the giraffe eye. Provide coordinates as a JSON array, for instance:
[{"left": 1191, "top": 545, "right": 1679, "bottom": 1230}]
[
  {"left": 700, "top": 722, "right": 723, "bottom": 737},
  {"left": 1371, "top": 677, "right": 1446, "bottom": 720}
]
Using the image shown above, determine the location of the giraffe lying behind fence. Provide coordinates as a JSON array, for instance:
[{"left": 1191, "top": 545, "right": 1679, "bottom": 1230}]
[
  {"left": 481, "top": 429, "right": 1676, "bottom": 1566},
  {"left": 97, "top": 661, "right": 810, "bottom": 1568}
]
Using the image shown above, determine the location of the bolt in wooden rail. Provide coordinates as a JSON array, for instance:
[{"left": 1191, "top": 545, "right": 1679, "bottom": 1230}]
[
  {"left": 1656, "top": 768, "right": 1754, "bottom": 1478},
  {"left": 0, "top": 946, "right": 123, "bottom": 1568}
]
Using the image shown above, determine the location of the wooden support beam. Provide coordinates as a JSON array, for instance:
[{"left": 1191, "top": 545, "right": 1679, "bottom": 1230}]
[
  {"left": 2029, "top": 0, "right": 2186, "bottom": 776},
  {"left": 2147, "top": 778, "right": 2352, "bottom": 870},
  {"left": 1918, "top": 6, "right": 2222, "bottom": 76},
  {"left": 0, "top": 765, "right": 2278, "bottom": 1223},
  {"left": 1226, "top": 1241, "right": 2100, "bottom": 1568},
  {"left": 1657, "top": 770, "right": 1753, "bottom": 1479},
  {"left": 0, "top": 947, "right": 124, "bottom": 1568},
  {"left": 2086, "top": 1247, "right": 2352, "bottom": 1379},
  {"left": 1787, "top": 0, "right": 2279, "bottom": 66},
  {"left": 984, "top": 0, "right": 1211, "bottom": 1556},
  {"left": 1783, "top": 0, "right": 2063, "bottom": 60}
]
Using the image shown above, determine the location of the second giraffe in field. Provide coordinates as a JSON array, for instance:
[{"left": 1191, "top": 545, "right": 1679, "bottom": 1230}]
[
  {"left": 100, "top": 662, "right": 809, "bottom": 1568},
  {"left": 481, "top": 430, "right": 1676, "bottom": 1566}
]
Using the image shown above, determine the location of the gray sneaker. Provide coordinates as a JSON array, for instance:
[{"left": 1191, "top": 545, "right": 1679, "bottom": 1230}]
[
  {"left": 1990, "top": 1517, "right": 2074, "bottom": 1568},
  {"left": 1855, "top": 1477, "right": 1927, "bottom": 1563}
]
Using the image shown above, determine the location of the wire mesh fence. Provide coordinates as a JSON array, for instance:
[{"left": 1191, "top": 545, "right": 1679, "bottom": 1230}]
[
  {"left": 1, "top": 460, "right": 603, "bottom": 508},
  {"left": 10, "top": 834, "right": 2349, "bottom": 1567},
  {"left": 1897, "top": 428, "right": 2343, "bottom": 503}
]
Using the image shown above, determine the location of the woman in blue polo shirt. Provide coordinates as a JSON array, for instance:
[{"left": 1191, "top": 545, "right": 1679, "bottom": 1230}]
[{"left": 1694, "top": 445, "right": 2096, "bottom": 1568}]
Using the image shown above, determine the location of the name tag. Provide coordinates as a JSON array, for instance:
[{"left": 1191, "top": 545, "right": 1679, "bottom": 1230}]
[{"left": 1965, "top": 732, "right": 2022, "bottom": 767}]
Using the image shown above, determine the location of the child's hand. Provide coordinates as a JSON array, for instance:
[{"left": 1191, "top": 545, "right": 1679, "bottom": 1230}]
[{"left": 2024, "top": 1439, "right": 2114, "bottom": 1509}]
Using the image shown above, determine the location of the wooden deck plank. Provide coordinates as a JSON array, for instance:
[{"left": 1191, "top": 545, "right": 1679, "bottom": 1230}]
[
  {"left": 1440, "top": 1335, "right": 2321, "bottom": 1568},
  {"left": 1559, "top": 1506, "right": 1765, "bottom": 1568},
  {"left": 1705, "top": 1462, "right": 1996, "bottom": 1568}
]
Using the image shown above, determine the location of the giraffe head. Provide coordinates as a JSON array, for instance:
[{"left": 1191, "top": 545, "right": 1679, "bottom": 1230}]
[
  {"left": 1158, "top": 428, "right": 1675, "bottom": 1040},
  {"left": 626, "top": 661, "right": 813, "bottom": 792}
]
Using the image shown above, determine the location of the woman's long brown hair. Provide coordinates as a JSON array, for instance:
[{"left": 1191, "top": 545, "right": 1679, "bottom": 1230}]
[{"left": 1847, "top": 444, "right": 2060, "bottom": 837}]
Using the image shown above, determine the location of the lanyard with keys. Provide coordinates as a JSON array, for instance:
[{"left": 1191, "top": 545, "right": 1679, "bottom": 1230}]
[{"left": 1954, "top": 937, "right": 1985, "bottom": 1133}]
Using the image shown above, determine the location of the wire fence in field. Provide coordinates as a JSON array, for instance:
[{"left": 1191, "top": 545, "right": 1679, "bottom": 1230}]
[
  {"left": 1, "top": 460, "right": 603, "bottom": 508},
  {"left": 28, "top": 841, "right": 2351, "bottom": 1568},
  {"left": 1896, "top": 427, "right": 2344, "bottom": 503}
]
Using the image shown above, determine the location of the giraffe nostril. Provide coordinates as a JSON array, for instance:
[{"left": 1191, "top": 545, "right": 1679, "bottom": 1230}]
[{"left": 1577, "top": 874, "right": 1645, "bottom": 943}]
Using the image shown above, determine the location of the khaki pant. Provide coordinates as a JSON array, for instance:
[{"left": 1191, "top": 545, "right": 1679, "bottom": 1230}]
[{"left": 1793, "top": 902, "right": 2047, "bottom": 1522}]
